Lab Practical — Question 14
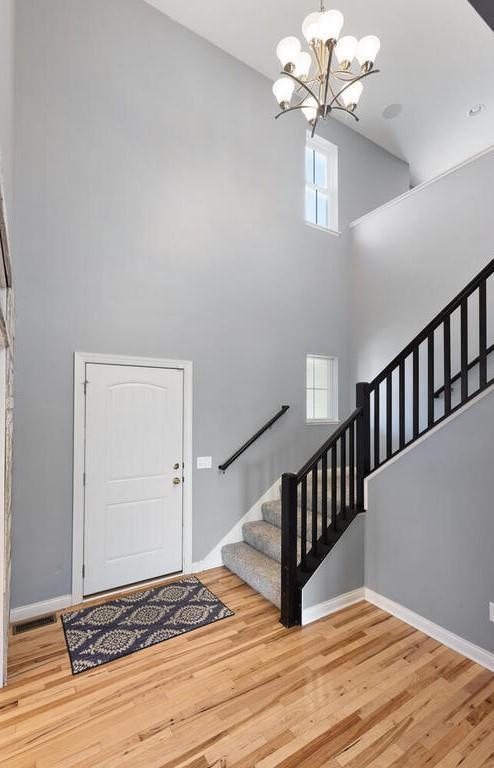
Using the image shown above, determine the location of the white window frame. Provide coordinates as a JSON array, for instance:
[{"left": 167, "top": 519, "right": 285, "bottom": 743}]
[
  {"left": 306, "top": 354, "right": 339, "bottom": 425},
  {"left": 305, "top": 132, "right": 339, "bottom": 235}
]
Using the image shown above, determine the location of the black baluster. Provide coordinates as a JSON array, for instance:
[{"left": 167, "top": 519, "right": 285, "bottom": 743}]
[
  {"left": 461, "top": 298, "right": 468, "bottom": 402},
  {"left": 340, "top": 432, "right": 346, "bottom": 521},
  {"left": 386, "top": 373, "right": 392, "bottom": 459},
  {"left": 413, "top": 347, "right": 419, "bottom": 439},
  {"left": 349, "top": 421, "right": 355, "bottom": 509},
  {"left": 331, "top": 444, "right": 337, "bottom": 531},
  {"left": 300, "top": 476, "right": 307, "bottom": 570},
  {"left": 311, "top": 465, "right": 318, "bottom": 554},
  {"left": 321, "top": 452, "right": 328, "bottom": 543},
  {"left": 399, "top": 360, "right": 405, "bottom": 449},
  {"left": 479, "top": 281, "right": 487, "bottom": 390},
  {"left": 443, "top": 316, "right": 451, "bottom": 415},
  {"left": 374, "top": 385, "right": 380, "bottom": 468},
  {"left": 427, "top": 332, "right": 434, "bottom": 428}
]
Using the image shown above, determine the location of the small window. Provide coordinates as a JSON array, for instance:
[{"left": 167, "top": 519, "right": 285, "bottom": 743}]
[
  {"left": 306, "top": 355, "right": 338, "bottom": 423},
  {"left": 305, "top": 134, "right": 338, "bottom": 232}
]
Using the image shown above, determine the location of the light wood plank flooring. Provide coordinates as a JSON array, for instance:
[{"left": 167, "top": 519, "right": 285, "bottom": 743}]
[{"left": 1, "top": 567, "right": 494, "bottom": 767}]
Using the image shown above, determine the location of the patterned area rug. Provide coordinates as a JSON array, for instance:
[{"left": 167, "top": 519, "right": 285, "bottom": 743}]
[{"left": 61, "top": 576, "right": 234, "bottom": 674}]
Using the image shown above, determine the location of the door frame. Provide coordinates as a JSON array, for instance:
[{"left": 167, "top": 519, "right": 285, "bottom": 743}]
[{"left": 72, "top": 351, "right": 193, "bottom": 605}]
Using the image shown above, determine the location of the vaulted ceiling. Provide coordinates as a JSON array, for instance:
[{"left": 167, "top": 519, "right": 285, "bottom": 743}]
[{"left": 144, "top": 0, "right": 494, "bottom": 184}]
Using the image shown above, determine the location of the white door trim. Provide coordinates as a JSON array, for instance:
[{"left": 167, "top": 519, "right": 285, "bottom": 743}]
[{"left": 72, "top": 351, "right": 193, "bottom": 605}]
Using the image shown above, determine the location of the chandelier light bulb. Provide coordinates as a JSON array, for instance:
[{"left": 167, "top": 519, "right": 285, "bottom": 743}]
[
  {"left": 294, "top": 51, "right": 312, "bottom": 79},
  {"left": 356, "top": 35, "right": 381, "bottom": 71},
  {"left": 276, "top": 36, "right": 302, "bottom": 72},
  {"left": 340, "top": 80, "right": 363, "bottom": 110},
  {"left": 302, "top": 12, "right": 324, "bottom": 44},
  {"left": 320, "top": 10, "right": 344, "bottom": 43},
  {"left": 335, "top": 35, "right": 357, "bottom": 69},
  {"left": 272, "top": 77, "right": 295, "bottom": 109},
  {"left": 301, "top": 96, "right": 319, "bottom": 124}
]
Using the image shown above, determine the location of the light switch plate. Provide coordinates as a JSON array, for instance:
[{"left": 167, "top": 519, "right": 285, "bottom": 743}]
[
  {"left": 197, "top": 456, "right": 212, "bottom": 470},
  {"left": 490, "top": 602, "right": 494, "bottom": 623}
]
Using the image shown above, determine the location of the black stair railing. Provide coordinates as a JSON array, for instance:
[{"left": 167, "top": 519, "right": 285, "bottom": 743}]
[{"left": 281, "top": 257, "right": 494, "bottom": 627}]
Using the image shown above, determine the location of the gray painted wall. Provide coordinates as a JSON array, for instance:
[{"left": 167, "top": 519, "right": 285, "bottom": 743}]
[
  {"left": 351, "top": 149, "right": 494, "bottom": 386},
  {"left": 0, "top": 0, "right": 14, "bottom": 208},
  {"left": 366, "top": 387, "right": 494, "bottom": 652},
  {"left": 302, "top": 513, "right": 364, "bottom": 611},
  {"left": 11, "top": 0, "right": 408, "bottom": 608}
]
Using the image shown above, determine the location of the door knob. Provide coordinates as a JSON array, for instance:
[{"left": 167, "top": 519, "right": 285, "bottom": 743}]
[{"left": 173, "top": 477, "right": 182, "bottom": 485}]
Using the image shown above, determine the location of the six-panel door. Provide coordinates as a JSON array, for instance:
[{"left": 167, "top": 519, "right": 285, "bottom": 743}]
[{"left": 83, "top": 363, "right": 184, "bottom": 595}]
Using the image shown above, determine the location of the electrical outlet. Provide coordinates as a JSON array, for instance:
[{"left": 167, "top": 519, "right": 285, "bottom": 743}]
[
  {"left": 197, "top": 456, "right": 212, "bottom": 470},
  {"left": 490, "top": 603, "right": 494, "bottom": 623}
]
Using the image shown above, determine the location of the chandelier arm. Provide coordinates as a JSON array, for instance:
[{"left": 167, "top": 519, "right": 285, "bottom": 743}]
[
  {"left": 329, "top": 68, "right": 380, "bottom": 108},
  {"left": 323, "top": 40, "right": 335, "bottom": 117},
  {"left": 275, "top": 103, "right": 316, "bottom": 120},
  {"left": 282, "top": 71, "right": 321, "bottom": 105},
  {"left": 331, "top": 105, "right": 360, "bottom": 122}
]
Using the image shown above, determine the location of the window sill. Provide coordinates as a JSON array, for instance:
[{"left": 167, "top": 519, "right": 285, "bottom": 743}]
[
  {"left": 306, "top": 419, "right": 341, "bottom": 426},
  {"left": 305, "top": 221, "right": 342, "bottom": 237}
]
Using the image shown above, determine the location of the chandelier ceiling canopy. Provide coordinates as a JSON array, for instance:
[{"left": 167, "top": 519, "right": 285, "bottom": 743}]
[{"left": 272, "top": 2, "right": 381, "bottom": 135}]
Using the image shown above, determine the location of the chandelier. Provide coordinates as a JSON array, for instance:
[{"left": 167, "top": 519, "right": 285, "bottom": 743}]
[{"left": 272, "top": 2, "right": 381, "bottom": 135}]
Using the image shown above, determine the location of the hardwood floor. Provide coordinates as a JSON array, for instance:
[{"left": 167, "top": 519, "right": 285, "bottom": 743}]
[{"left": 1, "top": 567, "right": 494, "bottom": 767}]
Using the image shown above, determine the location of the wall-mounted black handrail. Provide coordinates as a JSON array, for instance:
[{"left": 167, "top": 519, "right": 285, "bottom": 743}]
[
  {"left": 434, "top": 342, "right": 494, "bottom": 398},
  {"left": 218, "top": 406, "right": 289, "bottom": 472}
]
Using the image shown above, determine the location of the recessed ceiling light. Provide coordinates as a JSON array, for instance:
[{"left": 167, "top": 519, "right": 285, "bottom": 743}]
[
  {"left": 382, "top": 103, "right": 403, "bottom": 120},
  {"left": 468, "top": 104, "right": 485, "bottom": 117}
]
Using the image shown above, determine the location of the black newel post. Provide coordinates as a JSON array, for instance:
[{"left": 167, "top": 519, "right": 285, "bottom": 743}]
[
  {"left": 356, "top": 382, "right": 370, "bottom": 510},
  {"left": 280, "top": 472, "right": 299, "bottom": 627}
]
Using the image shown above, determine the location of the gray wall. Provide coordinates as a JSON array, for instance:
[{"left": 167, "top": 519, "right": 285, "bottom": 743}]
[
  {"left": 366, "top": 388, "right": 494, "bottom": 652},
  {"left": 351, "top": 149, "right": 494, "bottom": 386},
  {"left": 302, "top": 513, "right": 364, "bottom": 611},
  {"left": 11, "top": 0, "right": 408, "bottom": 607},
  {"left": 0, "top": 0, "right": 14, "bottom": 208}
]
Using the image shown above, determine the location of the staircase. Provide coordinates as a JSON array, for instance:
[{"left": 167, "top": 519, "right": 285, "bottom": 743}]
[{"left": 222, "top": 258, "right": 494, "bottom": 627}]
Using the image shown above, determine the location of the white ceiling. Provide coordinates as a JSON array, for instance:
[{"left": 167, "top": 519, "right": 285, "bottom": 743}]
[{"left": 144, "top": 0, "right": 494, "bottom": 183}]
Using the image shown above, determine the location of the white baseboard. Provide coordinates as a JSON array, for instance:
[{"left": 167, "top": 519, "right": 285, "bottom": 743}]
[
  {"left": 10, "top": 594, "right": 72, "bottom": 623},
  {"left": 192, "top": 477, "right": 280, "bottom": 572},
  {"left": 364, "top": 588, "right": 494, "bottom": 673},
  {"left": 302, "top": 588, "right": 365, "bottom": 626}
]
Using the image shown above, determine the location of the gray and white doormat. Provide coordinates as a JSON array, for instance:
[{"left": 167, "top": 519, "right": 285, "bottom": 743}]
[{"left": 61, "top": 576, "right": 234, "bottom": 674}]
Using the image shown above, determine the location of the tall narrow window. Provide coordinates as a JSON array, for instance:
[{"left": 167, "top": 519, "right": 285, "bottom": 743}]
[
  {"left": 306, "top": 355, "right": 339, "bottom": 424},
  {"left": 305, "top": 134, "right": 338, "bottom": 232}
]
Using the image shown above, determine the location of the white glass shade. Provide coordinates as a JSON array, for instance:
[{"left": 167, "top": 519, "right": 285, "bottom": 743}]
[
  {"left": 302, "top": 12, "right": 323, "bottom": 43},
  {"left": 303, "top": 10, "right": 344, "bottom": 43},
  {"left": 335, "top": 35, "right": 357, "bottom": 66},
  {"left": 272, "top": 77, "right": 295, "bottom": 107},
  {"left": 340, "top": 80, "right": 363, "bottom": 108},
  {"left": 276, "top": 36, "right": 301, "bottom": 69},
  {"left": 356, "top": 35, "right": 381, "bottom": 67},
  {"left": 294, "top": 51, "right": 312, "bottom": 78},
  {"left": 319, "top": 10, "right": 344, "bottom": 42},
  {"left": 301, "top": 96, "right": 319, "bottom": 123}
]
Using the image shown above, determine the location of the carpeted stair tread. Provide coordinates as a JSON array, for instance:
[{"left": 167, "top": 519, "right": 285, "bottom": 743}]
[
  {"left": 222, "top": 542, "right": 281, "bottom": 608},
  {"left": 243, "top": 520, "right": 282, "bottom": 562},
  {"left": 243, "top": 520, "right": 306, "bottom": 562},
  {"left": 262, "top": 499, "right": 325, "bottom": 534}
]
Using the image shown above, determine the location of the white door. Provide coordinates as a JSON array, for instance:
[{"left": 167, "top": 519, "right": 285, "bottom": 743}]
[{"left": 83, "top": 364, "right": 184, "bottom": 595}]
